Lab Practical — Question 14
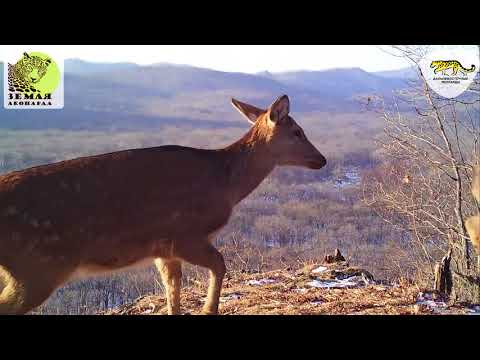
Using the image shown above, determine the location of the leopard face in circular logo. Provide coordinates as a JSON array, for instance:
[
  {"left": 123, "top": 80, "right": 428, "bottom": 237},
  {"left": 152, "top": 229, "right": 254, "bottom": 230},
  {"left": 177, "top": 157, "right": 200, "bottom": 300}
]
[{"left": 7, "top": 51, "right": 60, "bottom": 96}]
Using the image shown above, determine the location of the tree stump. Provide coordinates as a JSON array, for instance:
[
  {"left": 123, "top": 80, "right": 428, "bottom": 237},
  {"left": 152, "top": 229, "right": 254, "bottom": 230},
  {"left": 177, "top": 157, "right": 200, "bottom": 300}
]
[
  {"left": 434, "top": 250, "right": 452, "bottom": 296},
  {"left": 324, "top": 248, "right": 346, "bottom": 264}
]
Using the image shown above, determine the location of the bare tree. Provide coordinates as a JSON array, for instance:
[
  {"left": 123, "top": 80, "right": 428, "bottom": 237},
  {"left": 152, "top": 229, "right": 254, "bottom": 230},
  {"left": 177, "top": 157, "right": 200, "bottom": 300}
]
[{"left": 363, "top": 45, "right": 480, "bottom": 303}]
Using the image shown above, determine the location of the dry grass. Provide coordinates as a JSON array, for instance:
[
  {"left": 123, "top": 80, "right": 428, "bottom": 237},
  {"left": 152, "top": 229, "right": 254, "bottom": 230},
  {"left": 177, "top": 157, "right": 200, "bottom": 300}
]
[{"left": 101, "top": 262, "right": 475, "bottom": 316}]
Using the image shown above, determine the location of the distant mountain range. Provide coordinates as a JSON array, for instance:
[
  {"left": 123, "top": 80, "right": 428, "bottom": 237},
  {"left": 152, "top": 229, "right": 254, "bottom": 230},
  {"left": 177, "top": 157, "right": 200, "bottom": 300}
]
[
  {"left": 64, "top": 59, "right": 138, "bottom": 74},
  {"left": 374, "top": 66, "right": 418, "bottom": 79},
  {"left": 260, "top": 67, "right": 409, "bottom": 97},
  {"left": 0, "top": 60, "right": 415, "bottom": 131}
]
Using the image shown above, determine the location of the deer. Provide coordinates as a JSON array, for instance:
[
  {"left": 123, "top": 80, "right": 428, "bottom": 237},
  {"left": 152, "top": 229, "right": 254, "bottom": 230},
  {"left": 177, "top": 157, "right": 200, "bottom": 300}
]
[
  {"left": 466, "top": 164, "right": 479, "bottom": 255},
  {"left": 0, "top": 95, "right": 327, "bottom": 315}
]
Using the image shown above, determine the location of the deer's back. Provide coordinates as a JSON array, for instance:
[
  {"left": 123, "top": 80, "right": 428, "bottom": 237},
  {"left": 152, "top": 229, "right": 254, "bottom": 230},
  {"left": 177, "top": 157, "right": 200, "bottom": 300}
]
[{"left": 0, "top": 146, "right": 233, "bottom": 260}]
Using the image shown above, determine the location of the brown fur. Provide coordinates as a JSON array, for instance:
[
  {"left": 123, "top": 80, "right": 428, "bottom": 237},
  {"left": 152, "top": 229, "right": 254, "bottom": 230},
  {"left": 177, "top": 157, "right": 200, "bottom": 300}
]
[
  {"left": 0, "top": 95, "right": 326, "bottom": 315},
  {"left": 466, "top": 165, "right": 480, "bottom": 254}
]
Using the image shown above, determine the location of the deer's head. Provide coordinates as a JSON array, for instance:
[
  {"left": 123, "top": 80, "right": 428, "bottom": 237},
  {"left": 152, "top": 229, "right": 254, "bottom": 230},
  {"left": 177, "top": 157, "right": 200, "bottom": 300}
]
[{"left": 231, "top": 95, "right": 327, "bottom": 170}]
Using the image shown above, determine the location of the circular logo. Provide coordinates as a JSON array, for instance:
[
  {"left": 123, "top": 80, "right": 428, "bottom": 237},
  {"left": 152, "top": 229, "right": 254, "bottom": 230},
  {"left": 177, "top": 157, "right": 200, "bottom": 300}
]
[
  {"left": 419, "top": 46, "right": 479, "bottom": 99},
  {"left": 8, "top": 51, "right": 60, "bottom": 96}
]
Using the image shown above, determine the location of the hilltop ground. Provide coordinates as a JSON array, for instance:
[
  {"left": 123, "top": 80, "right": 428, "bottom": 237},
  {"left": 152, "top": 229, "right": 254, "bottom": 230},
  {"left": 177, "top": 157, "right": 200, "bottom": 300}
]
[{"left": 102, "top": 253, "right": 479, "bottom": 316}]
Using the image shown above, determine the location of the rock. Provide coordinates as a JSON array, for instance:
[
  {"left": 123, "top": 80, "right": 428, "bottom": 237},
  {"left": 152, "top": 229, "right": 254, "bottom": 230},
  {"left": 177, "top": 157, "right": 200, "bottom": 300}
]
[
  {"left": 334, "top": 248, "right": 346, "bottom": 262},
  {"left": 323, "top": 248, "right": 346, "bottom": 263}
]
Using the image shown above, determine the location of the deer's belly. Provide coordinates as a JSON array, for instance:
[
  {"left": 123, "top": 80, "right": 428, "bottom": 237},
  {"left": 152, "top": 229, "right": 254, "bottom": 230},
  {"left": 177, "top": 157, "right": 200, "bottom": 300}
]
[
  {"left": 69, "top": 236, "right": 175, "bottom": 280},
  {"left": 70, "top": 256, "right": 156, "bottom": 281}
]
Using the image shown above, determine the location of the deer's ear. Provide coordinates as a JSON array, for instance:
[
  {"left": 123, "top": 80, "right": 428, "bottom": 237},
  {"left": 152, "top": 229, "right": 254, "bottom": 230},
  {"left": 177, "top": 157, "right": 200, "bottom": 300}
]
[
  {"left": 231, "top": 98, "right": 265, "bottom": 125},
  {"left": 268, "top": 95, "right": 290, "bottom": 123}
]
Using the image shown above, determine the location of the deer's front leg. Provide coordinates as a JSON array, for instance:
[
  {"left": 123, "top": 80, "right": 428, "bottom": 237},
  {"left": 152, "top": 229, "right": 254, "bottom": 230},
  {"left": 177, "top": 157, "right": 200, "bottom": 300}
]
[
  {"left": 175, "top": 241, "right": 226, "bottom": 315},
  {"left": 155, "top": 258, "right": 182, "bottom": 315}
]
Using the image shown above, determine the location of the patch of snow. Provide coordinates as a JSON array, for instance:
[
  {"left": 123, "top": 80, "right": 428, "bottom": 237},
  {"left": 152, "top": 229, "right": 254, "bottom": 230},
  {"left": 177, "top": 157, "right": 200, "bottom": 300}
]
[
  {"left": 417, "top": 300, "right": 448, "bottom": 309},
  {"left": 417, "top": 292, "right": 435, "bottom": 301},
  {"left": 246, "top": 278, "right": 277, "bottom": 286},
  {"left": 416, "top": 293, "right": 480, "bottom": 315},
  {"left": 220, "top": 293, "right": 242, "bottom": 303},
  {"left": 361, "top": 274, "right": 376, "bottom": 285},
  {"left": 415, "top": 293, "right": 449, "bottom": 313},
  {"left": 311, "top": 266, "right": 328, "bottom": 274},
  {"left": 306, "top": 275, "right": 367, "bottom": 289},
  {"left": 310, "top": 300, "right": 323, "bottom": 306},
  {"left": 266, "top": 239, "right": 277, "bottom": 248},
  {"left": 141, "top": 303, "right": 157, "bottom": 314},
  {"left": 260, "top": 194, "right": 279, "bottom": 203},
  {"left": 465, "top": 305, "right": 480, "bottom": 314},
  {"left": 333, "top": 167, "right": 361, "bottom": 189},
  {"left": 293, "top": 288, "right": 308, "bottom": 293}
]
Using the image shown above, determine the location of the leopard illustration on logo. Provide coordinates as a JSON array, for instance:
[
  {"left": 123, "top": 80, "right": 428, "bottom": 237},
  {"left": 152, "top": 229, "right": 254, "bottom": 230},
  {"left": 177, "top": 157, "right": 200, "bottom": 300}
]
[
  {"left": 8, "top": 52, "right": 52, "bottom": 94},
  {"left": 430, "top": 60, "right": 476, "bottom": 76}
]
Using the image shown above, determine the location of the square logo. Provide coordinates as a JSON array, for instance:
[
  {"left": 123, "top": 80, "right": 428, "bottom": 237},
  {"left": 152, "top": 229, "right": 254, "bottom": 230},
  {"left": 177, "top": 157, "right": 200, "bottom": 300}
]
[{"left": 3, "top": 50, "right": 64, "bottom": 109}]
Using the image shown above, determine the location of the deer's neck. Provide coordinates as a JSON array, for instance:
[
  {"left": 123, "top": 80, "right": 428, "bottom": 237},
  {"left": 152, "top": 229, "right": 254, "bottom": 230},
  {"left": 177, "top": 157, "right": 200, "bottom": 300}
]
[{"left": 221, "top": 126, "right": 276, "bottom": 205}]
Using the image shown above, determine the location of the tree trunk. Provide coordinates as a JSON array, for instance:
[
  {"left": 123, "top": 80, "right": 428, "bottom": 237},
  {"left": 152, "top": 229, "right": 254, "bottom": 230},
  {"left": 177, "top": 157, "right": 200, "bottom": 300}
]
[
  {"left": 436, "top": 245, "right": 480, "bottom": 304},
  {"left": 434, "top": 250, "right": 452, "bottom": 295},
  {"left": 450, "top": 244, "right": 480, "bottom": 304}
]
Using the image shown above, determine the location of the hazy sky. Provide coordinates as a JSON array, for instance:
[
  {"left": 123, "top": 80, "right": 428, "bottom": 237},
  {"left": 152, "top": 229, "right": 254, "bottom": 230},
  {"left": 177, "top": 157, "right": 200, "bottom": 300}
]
[{"left": 0, "top": 45, "right": 411, "bottom": 73}]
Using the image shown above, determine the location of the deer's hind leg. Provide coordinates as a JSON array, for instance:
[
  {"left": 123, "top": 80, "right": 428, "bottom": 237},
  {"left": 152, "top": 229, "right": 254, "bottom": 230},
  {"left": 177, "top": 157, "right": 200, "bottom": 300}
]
[
  {"left": 0, "top": 265, "right": 27, "bottom": 314},
  {"left": 0, "top": 262, "right": 73, "bottom": 315},
  {"left": 466, "top": 214, "right": 480, "bottom": 254},
  {"left": 155, "top": 258, "right": 182, "bottom": 315},
  {"left": 174, "top": 241, "right": 226, "bottom": 315}
]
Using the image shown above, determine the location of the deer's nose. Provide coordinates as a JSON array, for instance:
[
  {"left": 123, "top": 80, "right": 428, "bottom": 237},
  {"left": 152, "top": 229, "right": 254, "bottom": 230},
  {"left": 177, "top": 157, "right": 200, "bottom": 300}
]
[
  {"left": 306, "top": 153, "right": 326, "bottom": 170},
  {"left": 318, "top": 154, "right": 327, "bottom": 167}
]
